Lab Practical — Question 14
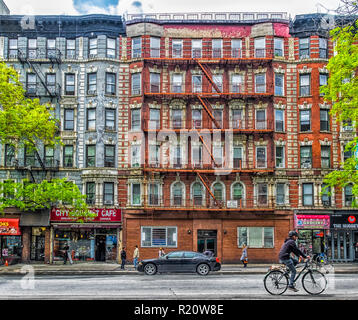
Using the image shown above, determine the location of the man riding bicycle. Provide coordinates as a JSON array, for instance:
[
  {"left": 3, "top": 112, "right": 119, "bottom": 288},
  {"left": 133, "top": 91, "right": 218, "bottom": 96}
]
[{"left": 279, "top": 231, "right": 310, "bottom": 292}]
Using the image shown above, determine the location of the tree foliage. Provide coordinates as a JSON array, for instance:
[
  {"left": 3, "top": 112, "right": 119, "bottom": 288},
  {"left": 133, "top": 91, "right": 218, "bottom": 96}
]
[{"left": 0, "top": 61, "right": 94, "bottom": 218}]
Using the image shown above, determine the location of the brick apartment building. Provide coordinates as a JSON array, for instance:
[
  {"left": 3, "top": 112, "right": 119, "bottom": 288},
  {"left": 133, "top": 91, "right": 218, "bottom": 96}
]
[{"left": 0, "top": 3, "right": 357, "bottom": 264}]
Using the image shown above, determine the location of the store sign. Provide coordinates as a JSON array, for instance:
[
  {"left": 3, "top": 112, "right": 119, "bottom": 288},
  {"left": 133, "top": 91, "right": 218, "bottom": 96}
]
[
  {"left": 331, "top": 214, "right": 358, "bottom": 229},
  {"left": 294, "top": 215, "right": 330, "bottom": 229},
  {"left": 50, "top": 208, "right": 122, "bottom": 223},
  {"left": 0, "top": 219, "right": 21, "bottom": 236}
]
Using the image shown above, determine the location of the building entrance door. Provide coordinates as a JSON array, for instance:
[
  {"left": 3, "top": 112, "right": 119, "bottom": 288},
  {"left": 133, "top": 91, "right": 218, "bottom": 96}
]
[
  {"left": 354, "top": 232, "right": 358, "bottom": 261},
  {"left": 197, "top": 230, "right": 217, "bottom": 256},
  {"left": 95, "top": 235, "right": 106, "bottom": 262}
]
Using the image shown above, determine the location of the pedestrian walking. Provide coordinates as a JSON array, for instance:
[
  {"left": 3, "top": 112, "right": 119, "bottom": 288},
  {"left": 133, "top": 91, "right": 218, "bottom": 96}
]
[
  {"left": 63, "top": 243, "right": 69, "bottom": 265},
  {"left": 120, "top": 247, "right": 127, "bottom": 270},
  {"left": 159, "top": 247, "right": 165, "bottom": 258},
  {"left": 240, "top": 244, "right": 248, "bottom": 268},
  {"left": 133, "top": 245, "right": 140, "bottom": 269}
]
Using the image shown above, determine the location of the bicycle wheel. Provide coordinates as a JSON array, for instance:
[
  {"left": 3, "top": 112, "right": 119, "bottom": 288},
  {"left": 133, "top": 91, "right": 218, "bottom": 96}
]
[
  {"left": 302, "top": 270, "right": 327, "bottom": 295},
  {"left": 264, "top": 270, "right": 288, "bottom": 295}
]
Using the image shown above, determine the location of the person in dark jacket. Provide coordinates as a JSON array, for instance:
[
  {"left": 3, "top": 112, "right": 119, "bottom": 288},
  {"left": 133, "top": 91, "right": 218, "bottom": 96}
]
[
  {"left": 63, "top": 243, "right": 69, "bottom": 265},
  {"left": 120, "top": 247, "right": 127, "bottom": 270},
  {"left": 278, "top": 231, "right": 310, "bottom": 292}
]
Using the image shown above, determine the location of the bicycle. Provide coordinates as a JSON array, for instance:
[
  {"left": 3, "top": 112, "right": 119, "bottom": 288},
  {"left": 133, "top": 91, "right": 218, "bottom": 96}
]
[
  {"left": 312, "top": 252, "right": 333, "bottom": 273},
  {"left": 263, "top": 259, "right": 327, "bottom": 295}
]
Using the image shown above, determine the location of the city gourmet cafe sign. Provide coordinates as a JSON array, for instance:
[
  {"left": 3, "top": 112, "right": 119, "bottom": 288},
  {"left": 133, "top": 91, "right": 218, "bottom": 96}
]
[{"left": 51, "top": 208, "right": 122, "bottom": 223}]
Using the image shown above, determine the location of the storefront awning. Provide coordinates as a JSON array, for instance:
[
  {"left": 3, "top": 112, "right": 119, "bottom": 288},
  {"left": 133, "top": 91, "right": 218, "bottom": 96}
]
[
  {"left": 20, "top": 210, "right": 50, "bottom": 227},
  {"left": 52, "top": 224, "right": 121, "bottom": 229}
]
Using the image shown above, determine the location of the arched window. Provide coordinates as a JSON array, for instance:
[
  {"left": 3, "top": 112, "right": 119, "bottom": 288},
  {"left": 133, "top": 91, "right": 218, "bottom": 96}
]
[
  {"left": 192, "top": 182, "right": 203, "bottom": 206},
  {"left": 231, "top": 182, "right": 245, "bottom": 207},
  {"left": 172, "top": 182, "right": 184, "bottom": 206},
  {"left": 213, "top": 182, "right": 224, "bottom": 202}
]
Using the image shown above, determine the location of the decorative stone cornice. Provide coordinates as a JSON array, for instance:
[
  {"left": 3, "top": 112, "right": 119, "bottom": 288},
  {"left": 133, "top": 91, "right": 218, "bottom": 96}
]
[
  {"left": 298, "top": 66, "right": 312, "bottom": 74},
  {"left": 298, "top": 102, "right": 312, "bottom": 110}
]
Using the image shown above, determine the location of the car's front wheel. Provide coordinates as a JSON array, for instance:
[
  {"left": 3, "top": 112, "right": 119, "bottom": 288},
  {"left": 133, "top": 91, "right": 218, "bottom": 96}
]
[
  {"left": 196, "top": 263, "right": 210, "bottom": 276},
  {"left": 144, "top": 263, "right": 157, "bottom": 275}
]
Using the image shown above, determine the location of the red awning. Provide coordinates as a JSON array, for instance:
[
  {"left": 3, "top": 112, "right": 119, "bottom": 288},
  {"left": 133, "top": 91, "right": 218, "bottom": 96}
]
[{"left": 0, "top": 219, "right": 21, "bottom": 236}]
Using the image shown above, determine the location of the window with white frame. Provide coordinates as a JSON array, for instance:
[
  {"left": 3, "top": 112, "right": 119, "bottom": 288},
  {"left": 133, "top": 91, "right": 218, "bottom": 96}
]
[
  {"left": 344, "top": 184, "right": 353, "bottom": 207},
  {"left": 276, "top": 145, "right": 285, "bottom": 168},
  {"left": 319, "top": 38, "right": 328, "bottom": 59},
  {"left": 150, "top": 73, "right": 160, "bottom": 93},
  {"left": 172, "top": 39, "right": 183, "bottom": 58},
  {"left": 257, "top": 183, "right": 268, "bottom": 205},
  {"left": 237, "top": 227, "right": 274, "bottom": 248},
  {"left": 275, "top": 73, "right": 284, "bottom": 96},
  {"left": 131, "top": 183, "right": 141, "bottom": 205},
  {"left": 299, "top": 38, "right": 310, "bottom": 59},
  {"left": 302, "top": 183, "right": 314, "bottom": 206},
  {"left": 192, "top": 39, "right": 202, "bottom": 58},
  {"left": 148, "top": 183, "right": 160, "bottom": 206},
  {"left": 255, "top": 73, "right": 266, "bottom": 93},
  {"left": 212, "top": 74, "right": 223, "bottom": 93},
  {"left": 276, "top": 183, "right": 286, "bottom": 205},
  {"left": 149, "top": 108, "right": 160, "bottom": 130},
  {"left": 172, "top": 74, "right": 183, "bottom": 93},
  {"left": 131, "top": 73, "right": 141, "bottom": 95},
  {"left": 141, "top": 226, "right": 177, "bottom": 247},
  {"left": 254, "top": 38, "right": 266, "bottom": 58},
  {"left": 192, "top": 182, "right": 204, "bottom": 206},
  {"left": 233, "top": 146, "right": 243, "bottom": 168},
  {"left": 231, "top": 74, "right": 243, "bottom": 93},
  {"left": 192, "top": 109, "right": 202, "bottom": 128},
  {"left": 232, "top": 182, "right": 244, "bottom": 205},
  {"left": 274, "top": 38, "right": 284, "bottom": 57},
  {"left": 131, "top": 109, "right": 141, "bottom": 131},
  {"left": 192, "top": 144, "right": 203, "bottom": 167},
  {"left": 89, "top": 38, "right": 98, "bottom": 57},
  {"left": 103, "top": 182, "right": 114, "bottom": 205},
  {"left": 256, "top": 109, "right": 266, "bottom": 129},
  {"left": 256, "top": 146, "right": 267, "bottom": 168},
  {"left": 132, "top": 37, "right": 142, "bottom": 58},
  {"left": 107, "top": 38, "right": 116, "bottom": 59},
  {"left": 275, "top": 109, "right": 284, "bottom": 132},
  {"left": 212, "top": 39, "right": 222, "bottom": 58},
  {"left": 213, "top": 145, "right": 223, "bottom": 167},
  {"left": 232, "top": 39, "right": 242, "bottom": 58},
  {"left": 232, "top": 109, "right": 243, "bottom": 129},
  {"left": 172, "top": 182, "right": 184, "bottom": 206},
  {"left": 300, "top": 146, "right": 312, "bottom": 169},
  {"left": 150, "top": 37, "right": 160, "bottom": 58},
  {"left": 192, "top": 75, "right": 202, "bottom": 93},
  {"left": 131, "top": 145, "right": 141, "bottom": 167},
  {"left": 321, "top": 184, "right": 331, "bottom": 206},
  {"left": 149, "top": 144, "right": 160, "bottom": 166}
]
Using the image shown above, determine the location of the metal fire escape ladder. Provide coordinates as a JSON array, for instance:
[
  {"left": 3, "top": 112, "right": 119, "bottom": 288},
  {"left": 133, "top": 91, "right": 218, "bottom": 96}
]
[
  {"left": 198, "top": 135, "right": 218, "bottom": 168},
  {"left": 196, "top": 60, "right": 221, "bottom": 94},
  {"left": 196, "top": 95, "right": 221, "bottom": 129},
  {"left": 196, "top": 172, "right": 220, "bottom": 207}
]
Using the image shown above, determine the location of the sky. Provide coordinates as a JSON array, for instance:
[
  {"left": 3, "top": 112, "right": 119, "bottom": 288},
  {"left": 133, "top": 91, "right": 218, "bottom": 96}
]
[{"left": 5, "top": 0, "right": 343, "bottom": 17}]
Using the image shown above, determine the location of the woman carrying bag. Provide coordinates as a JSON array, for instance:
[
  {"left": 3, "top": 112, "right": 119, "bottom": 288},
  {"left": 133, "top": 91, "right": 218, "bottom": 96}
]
[{"left": 240, "top": 244, "right": 248, "bottom": 268}]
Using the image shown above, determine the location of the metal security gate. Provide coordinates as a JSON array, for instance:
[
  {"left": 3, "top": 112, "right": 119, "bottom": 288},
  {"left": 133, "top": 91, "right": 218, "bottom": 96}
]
[{"left": 330, "top": 230, "right": 355, "bottom": 262}]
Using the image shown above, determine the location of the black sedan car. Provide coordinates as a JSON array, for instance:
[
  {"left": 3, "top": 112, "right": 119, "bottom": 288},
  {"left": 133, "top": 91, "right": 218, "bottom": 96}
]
[{"left": 137, "top": 251, "right": 221, "bottom": 276}]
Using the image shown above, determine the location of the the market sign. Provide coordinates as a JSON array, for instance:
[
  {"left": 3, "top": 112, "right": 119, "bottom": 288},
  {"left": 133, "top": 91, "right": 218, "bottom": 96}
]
[
  {"left": 331, "top": 213, "right": 358, "bottom": 229},
  {"left": 51, "top": 208, "right": 122, "bottom": 223},
  {"left": 0, "top": 219, "right": 21, "bottom": 236},
  {"left": 294, "top": 215, "right": 330, "bottom": 229}
]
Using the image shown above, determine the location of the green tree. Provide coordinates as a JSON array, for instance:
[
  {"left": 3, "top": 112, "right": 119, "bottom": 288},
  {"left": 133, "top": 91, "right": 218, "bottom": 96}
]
[
  {"left": 321, "top": 7, "right": 358, "bottom": 207},
  {"left": 0, "top": 60, "right": 94, "bottom": 219}
]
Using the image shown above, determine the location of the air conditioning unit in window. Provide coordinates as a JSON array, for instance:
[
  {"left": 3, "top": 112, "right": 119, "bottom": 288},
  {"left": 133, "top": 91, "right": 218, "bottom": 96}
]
[
  {"left": 88, "top": 90, "right": 97, "bottom": 95},
  {"left": 302, "top": 163, "right": 312, "bottom": 169},
  {"left": 227, "top": 200, "right": 238, "bottom": 208},
  {"left": 104, "top": 200, "right": 113, "bottom": 205}
]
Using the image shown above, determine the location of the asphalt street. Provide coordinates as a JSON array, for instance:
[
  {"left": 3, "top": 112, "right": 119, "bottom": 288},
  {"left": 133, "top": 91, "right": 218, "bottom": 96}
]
[{"left": 0, "top": 273, "right": 358, "bottom": 300}]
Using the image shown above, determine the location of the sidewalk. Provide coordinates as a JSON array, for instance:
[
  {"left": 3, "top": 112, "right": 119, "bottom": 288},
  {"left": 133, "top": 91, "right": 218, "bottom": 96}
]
[{"left": 1, "top": 262, "right": 357, "bottom": 276}]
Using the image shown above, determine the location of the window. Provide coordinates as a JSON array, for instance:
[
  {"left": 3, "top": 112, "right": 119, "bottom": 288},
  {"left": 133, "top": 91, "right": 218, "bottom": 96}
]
[
  {"left": 237, "top": 227, "right": 274, "bottom": 248},
  {"left": 103, "top": 182, "right": 114, "bottom": 205},
  {"left": 192, "top": 144, "right": 203, "bottom": 167},
  {"left": 319, "top": 38, "right": 328, "bottom": 59},
  {"left": 86, "top": 109, "right": 96, "bottom": 131},
  {"left": 172, "top": 144, "right": 182, "bottom": 168},
  {"left": 274, "top": 38, "right": 284, "bottom": 57},
  {"left": 172, "top": 40, "right": 183, "bottom": 58},
  {"left": 213, "top": 109, "right": 223, "bottom": 129},
  {"left": 172, "top": 182, "right": 184, "bottom": 206},
  {"left": 275, "top": 73, "right": 284, "bottom": 96},
  {"left": 255, "top": 74, "right": 266, "bottom": 93},
  {"left": 24, "top": 147, "right": 36, "bottom": 167},
  {"left": 276, "top": 183, "right": 285, "bottom": 205},
  {"left": 131, "top": 73, "right": 141, "bottom": 95},
  {"left": 302, "top": 183, "right": 314, "bottom": 206},
  {"left": 47, "top": 39, "right": 56, "bottom": 58},
  {"left": 66, "top": 39, "right": 76, "bottom": 59},
  {"left": 149, "top": 109, "right": 160, "bottom": 130},
  {"left": 4, "top": 144, "right": 15, "bottom": 167},
  {"left": 321, "top": 146, "right": 331, "bottom": 169},
  {"left": 233, "top": 146, "right": 243, "bottom": 168},
  {"left": 231, "top": 74, "right": 243, "bottom": 93},
  {"left": 232, "top": 39, "right": 242, "bottom": 58},
  {"left": 104, "top": 145, "right": 115, "bottom": 167},
  {"left": 172, "top": 74, "right": 183, "bottom": 93},
  {"left": 232, "top": 183, "right": 243, "bottom": 204},
  {"left": 319, "top": 73, "right": 328, "bottom": 96},
  {"left": 212, "top": 39, "right": 222, "bottom": 58},
  {"left": 232, "top": 109, "right": 243, "bottom": 129},
  {"left": 107, "top": 38, "right": 116, "bottom": 59},
  {"left": 63, "top": 145, "right": 74, "bottom": 168},
  {"left": 212, "top": 75, "right": 223, "bottom": 93},
  {"left": 150, "top": 37, "right": 160, "bottom": 58},
  {"left": 300, "top": 146, "right": 312, "bottom": 169},
  {"left": 343, "top": 119, "right": 353, "bottom": 132},
  {"left": 212, "top": 183, "right": 224, "bottom": 204},
  {"left": 65, "top": 74, "right": 75, "bottom": 96},
  {"left": 300, "top": 110, "right": 311, "bottom": 132},
  {"left": 44, "top": 146, "right": 55, "bottom": 167},
  {"left": 86, "top": 182, "right": 96, "bottom": 205},
  {"left": 46, "top": 74, "right": 56, "bottom": 95},
  {"left": 192, "top": 75, "right": 202, "bottom": 93},
  {"left": 148, "top": 183, "right": 160, "bottom": 205},
  {"left": 87, "top": 73, "right": 97, "bottom": 95},
  {"left": 344, "top": 184, "right": 353, "bottom": 207},
  {"left": 64, "top": 109, "right": 74, "bottom": 131},
  {"left": 256, "top": 109, "right": 266, "bottom": 129},
  {"left": 8, "top": 39, "right": 18, "bottom": 58},
  {"left": 26, "top": 73, "right": 37, "bottom": 95},
  {"left": 86, "top": 145, "right": 96, "bottom": 167},
  {"left": 28, "top": 39, "right": 37, "bottom": 59},
  {"left": 149, "top": 144, "right": 160, "bottom": 166},
  {"left": 256, "top": 147, "right": 267, "bottom": 168},
  {"left": 141, "top": 226, "right": 177, "bottom": 247},
  {"left": 131, "top": 109, "right": 141, "bottom": 130},
  {"left": 150, "top": 73, "right": 160, "bottom": 93},
  {"left": 299, "top": 74, "right": 310, "bottom": 96},
  {"left": 299, "top": 38, "right": 310, "bottom": 59},
  {"left": 320, "top": 109, "right": 330, "bottom": 131},
  {"left": 213, "top": 146, "right": 223, "bottom": 167},
  {"left": 192, "top": 39, "right": 202, "bottom": 58},
  {"left": 132, "top": 37, "right": 142, "bottom": 58},
  {"left": 276, "top": 146, "right": 285, "bottom": 168},
  {"left": 105, "top": 109, "right": 116, "bottom": 131},
  {"left": 172, "top": 109, "right": 183, "bottom": 129},
  {"left": 89, "top": 38, "right": 98, "bottom": 57},
  {"left": 192, "top": 109, "right": 202, "bottom": 129},
  {"left": 344, "top": 143, "right": 354, "bottom": 162},
  {"left": 131, "top": 145, "right": 141, "bottom": 167},
  {"left": 321, "top": 184, "right": 331, "bottom": 206},
  {"left": 131, "top": 183, "right": 141, "bottom": 205},
  {"left": 275, "top": 109, "right": 284, "bottom": 132},
  {"left": 254, "top": 38, "right": 266, "bottom": 58},
  {"left": 192, "top": 182, "right": 203, "bottom": 205},
  {"left": 105, "top": 73, "right": 116, "bottom": 95}
]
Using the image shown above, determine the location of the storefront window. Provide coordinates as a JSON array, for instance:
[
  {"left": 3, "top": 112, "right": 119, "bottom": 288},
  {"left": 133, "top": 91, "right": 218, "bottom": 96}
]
[{"left": 1, "top": 236, "right": 22, "bottom": 260}]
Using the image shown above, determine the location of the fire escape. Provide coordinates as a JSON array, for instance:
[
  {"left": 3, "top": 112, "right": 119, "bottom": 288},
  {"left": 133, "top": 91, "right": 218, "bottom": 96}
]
[
  {"left": 15, "top": 48, "right": 62, "bottom": 183},
  {"left": 140, "top": 41, "right": 275, "bottom": 212}
]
